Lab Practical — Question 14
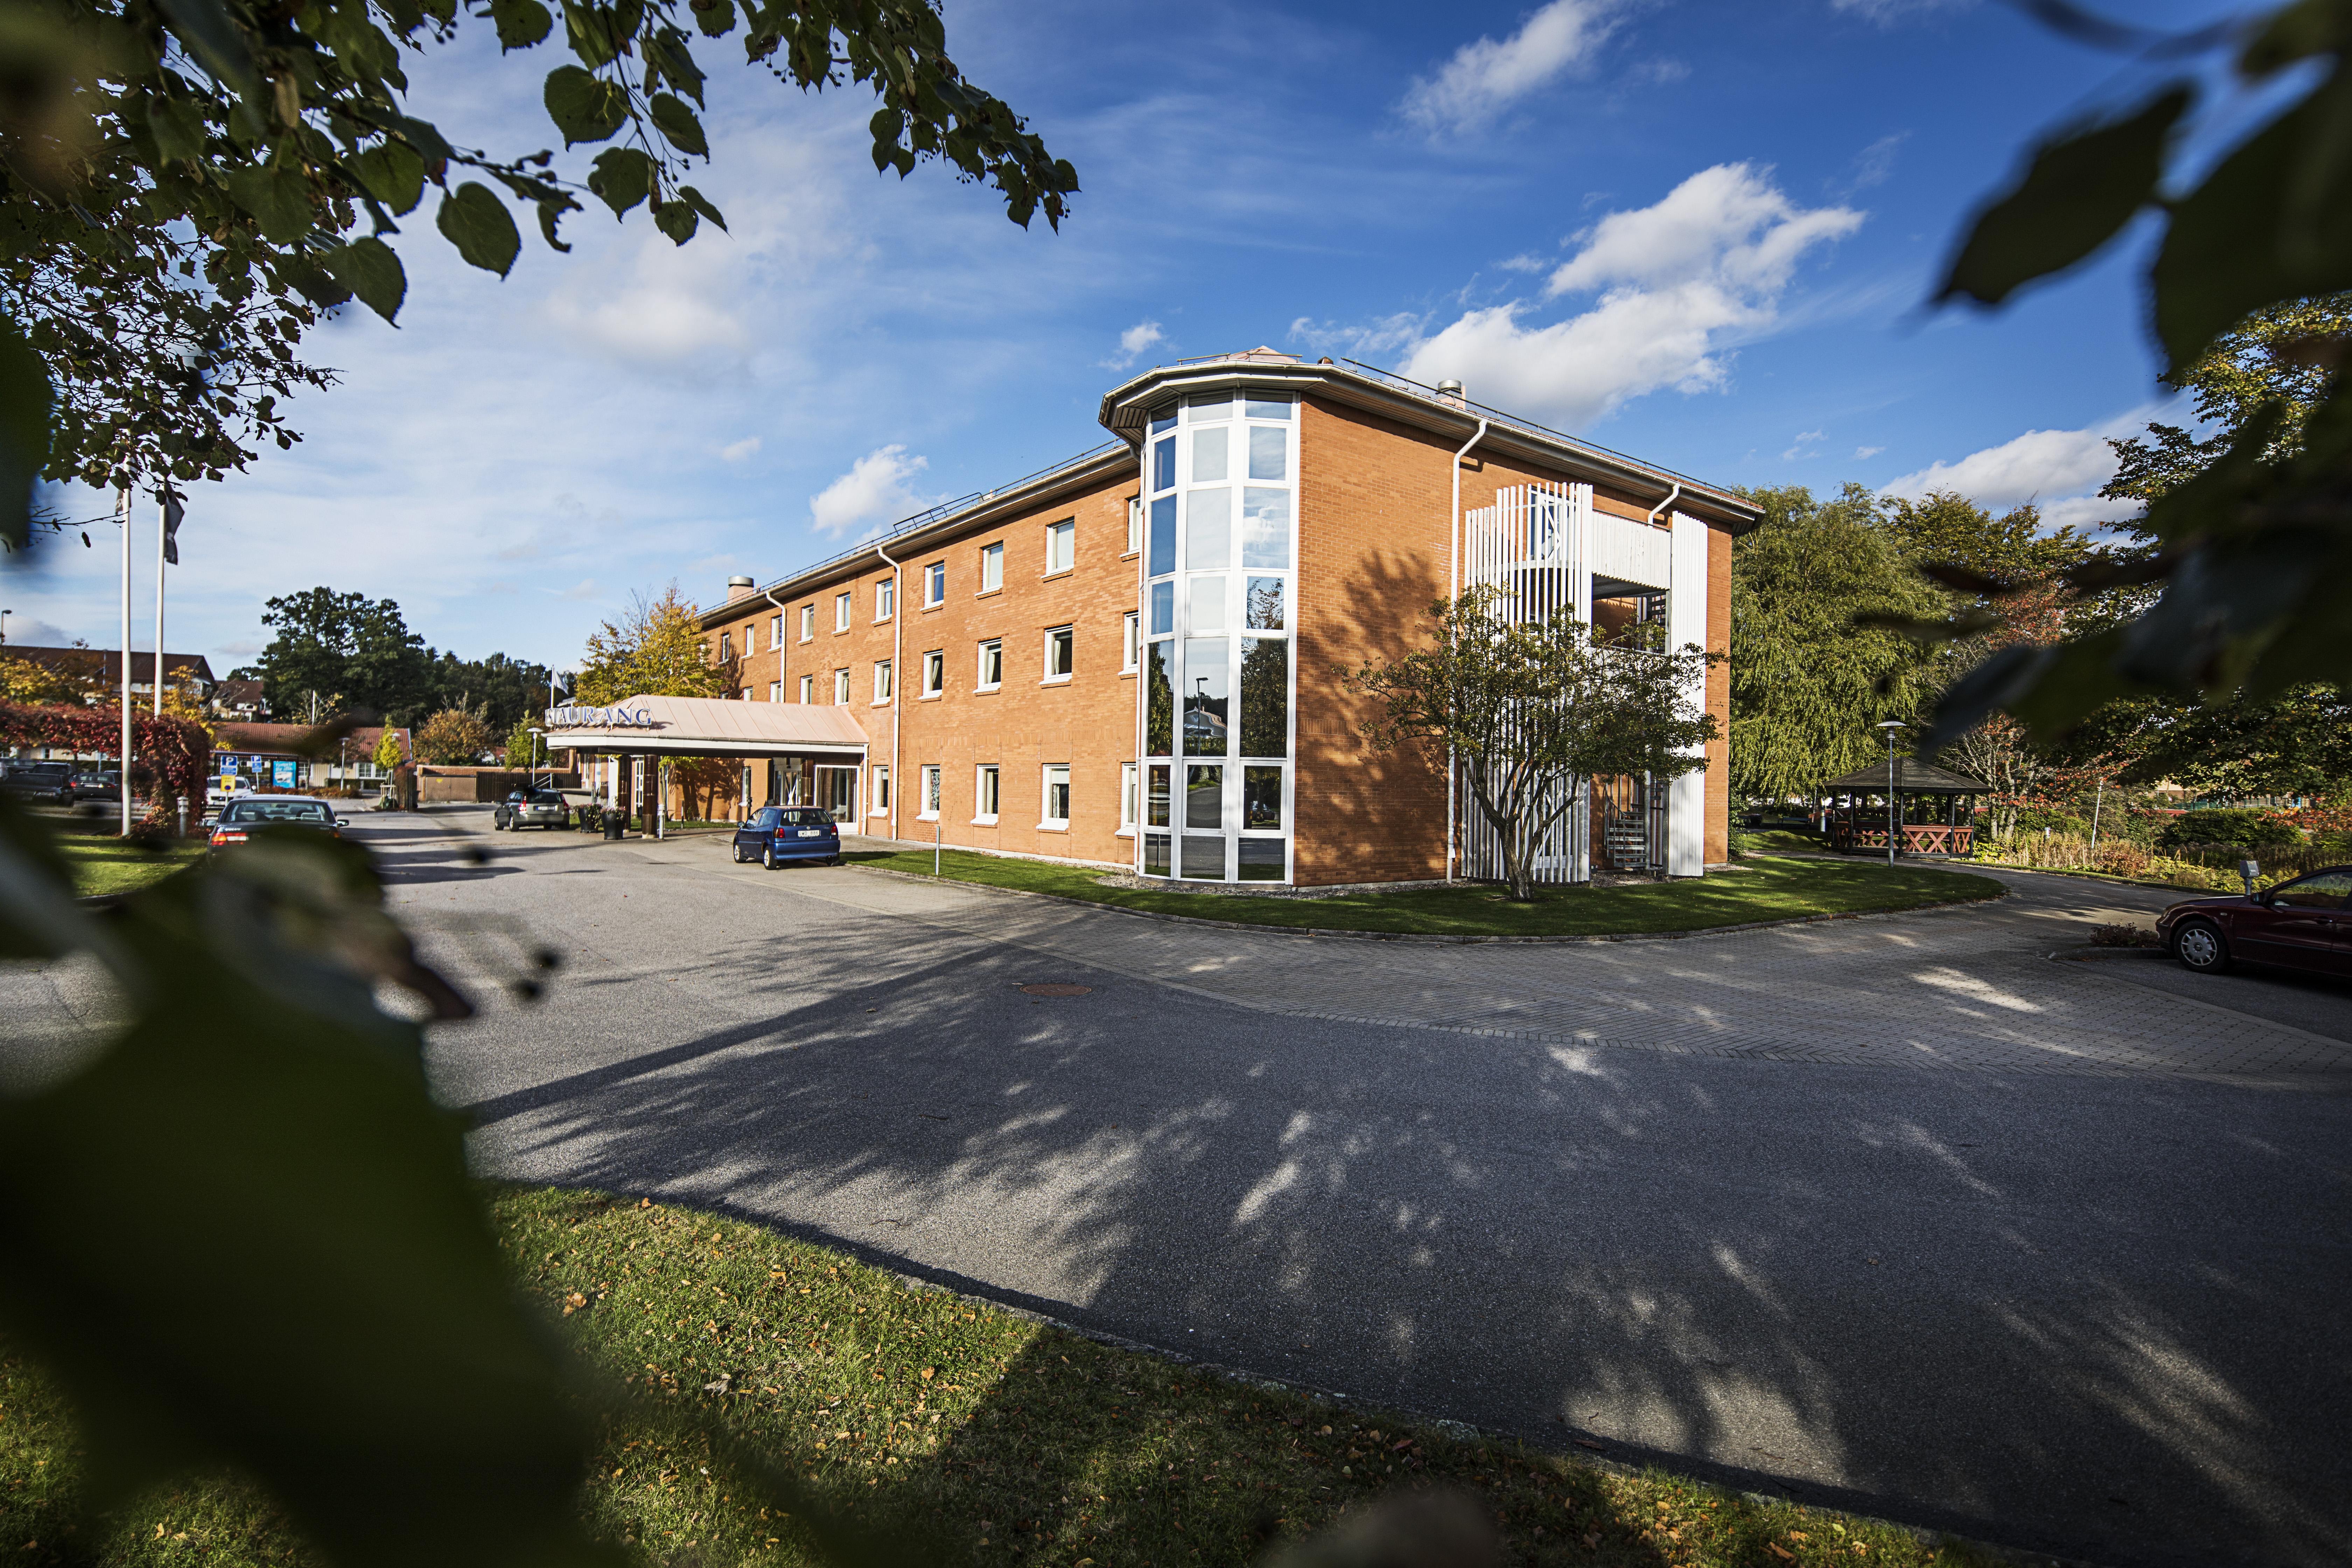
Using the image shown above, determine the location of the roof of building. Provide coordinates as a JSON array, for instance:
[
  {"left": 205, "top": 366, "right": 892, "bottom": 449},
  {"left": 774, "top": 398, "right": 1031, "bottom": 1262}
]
[
  {"left": 214, "top": 722, "right": 408, "bottom": 757},
  {"left": 539, "top": 695, "right": 870, "bottom": 757},
  {"left": 213, "top": 678, "right": 265, "bottom": 707},
  {"left": 3, "top": 645, "right": 217, "bottom": 686},
  {"left": 1819, "top": 757, "right": 1991, "bottom": 794}
]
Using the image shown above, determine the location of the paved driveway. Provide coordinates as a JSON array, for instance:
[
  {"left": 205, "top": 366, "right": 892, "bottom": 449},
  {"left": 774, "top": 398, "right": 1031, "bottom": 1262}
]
[{"left": 15, "top": 812, "right": 2344, "bottom": 1568}]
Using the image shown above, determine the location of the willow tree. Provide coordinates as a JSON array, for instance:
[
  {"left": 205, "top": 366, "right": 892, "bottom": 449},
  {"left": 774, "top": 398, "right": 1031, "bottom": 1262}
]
[
  {"left": 1343, "top": 587, "right": 1717, "bottom": 901},
  {"left": 1729, "top": 484, "right": 1944, "bottom": 806}
]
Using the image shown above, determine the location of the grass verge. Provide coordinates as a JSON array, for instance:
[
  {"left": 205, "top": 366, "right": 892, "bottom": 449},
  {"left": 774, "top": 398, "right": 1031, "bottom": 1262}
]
[
  {"left": 55, "top": 831, "right": 203, "bottom": 898},
  {"left": 0, "top": 1188, "right": 2003, "bottom": 1567},
  {"left": 845, "top": 849, "right": 2000, "bottom": 937}
]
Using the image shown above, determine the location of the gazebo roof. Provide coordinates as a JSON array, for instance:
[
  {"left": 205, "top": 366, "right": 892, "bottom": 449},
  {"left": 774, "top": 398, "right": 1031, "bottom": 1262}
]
[{"left": 1819, "top": 757, "right": 1990, "bottom": 794}]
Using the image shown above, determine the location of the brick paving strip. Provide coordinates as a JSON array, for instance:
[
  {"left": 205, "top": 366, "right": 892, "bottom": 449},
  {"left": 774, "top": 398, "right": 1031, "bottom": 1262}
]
[{"left": 654, "top": 839, "right": 2352, "bottom": 1078}]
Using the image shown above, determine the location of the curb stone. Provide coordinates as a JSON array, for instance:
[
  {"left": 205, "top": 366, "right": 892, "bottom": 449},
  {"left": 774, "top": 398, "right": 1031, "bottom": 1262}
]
[{"left": 843, "top": 861, "right": 2008, "bottom": 946}]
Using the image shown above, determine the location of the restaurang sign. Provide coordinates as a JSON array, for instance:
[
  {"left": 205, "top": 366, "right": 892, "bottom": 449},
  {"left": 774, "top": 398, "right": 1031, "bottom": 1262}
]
[{"left": 544, "top": 705, "right": 659, "bottom": 729}]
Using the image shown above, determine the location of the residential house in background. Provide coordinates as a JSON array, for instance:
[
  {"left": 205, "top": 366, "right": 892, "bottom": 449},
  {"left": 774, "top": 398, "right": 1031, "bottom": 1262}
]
[{"left": 213, "top": 723, "right": 409, "bottom": 797}]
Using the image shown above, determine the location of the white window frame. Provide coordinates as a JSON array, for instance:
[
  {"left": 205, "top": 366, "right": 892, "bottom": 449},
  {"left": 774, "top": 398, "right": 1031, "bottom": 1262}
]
[
  {"left": 800, "top": 604, "right": 815, "bottom": 643},
  {"left": 770, "top": 612, "right": 784, "bottom": 650},
  {"left": 719, "top": 630, "right": 734, "bottom": 662},
  {"left": 922, "top": 648, "right": 944, "bottom": 698},
  {"left": 768, "top": 680, "right": 781, "bottom": 702},
  {"left": 834, "top": 592, "right": 851, "bottom": 632},
  {"left": 1120, "top": 761, "right": 1138, "bottom": 834},
  {"left": 974, "top": 764, "right": 1000, "bottom": 825},
  {"left": 871, "top": 765, "right": 891, "bottom": 816},
  {"left": 1041, "top": 764, "right": 1070, "bottom": 830},
  {"left": 1045, "top": 519, "right": 1074, "bottom": 575},
  {"left": 833, "top": 667, "right": 850, "bottom": 705},
  {"left": 977, "top": 638, "right": 1003, "bottom": 691},
  {"left": 925, "top": 561, "right": 947, "bottom": 606},
  {"left": 798, "top": 674, "right": 813, "bottom": 703},
  {"left": 875, "top": 577, "right": 895, "bottom": 621},
  {"left": 873, "top": 659, "right": 893, "bottom": 704},
  {"left": 1122, "top": 611, "right": 1140, "bottom": 673},
  {"left": 919, "top": 764, "right": 941, "bottom": 821},
  {"left": 1126, "top": 497, "right": 1143, "bottom": 555},
  {"left": 979, "top": 542, "right": 1003, "bottom": 594},
  {"left": 1043, "top": 624, "right": 1073, "bottom": 684}
]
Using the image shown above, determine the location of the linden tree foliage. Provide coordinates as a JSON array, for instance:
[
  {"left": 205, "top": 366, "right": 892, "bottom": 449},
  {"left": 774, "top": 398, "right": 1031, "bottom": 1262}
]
[
  {"left": 0, "top": 0, "right": 1077, "bottom": 527},
  {"left": 1918, "top": 0, "right": 2352, "bottom": 749}
]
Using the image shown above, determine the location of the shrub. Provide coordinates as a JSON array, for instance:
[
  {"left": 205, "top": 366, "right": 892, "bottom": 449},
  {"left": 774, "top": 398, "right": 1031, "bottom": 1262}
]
[
  {"left": 2014, "top": 806, "right": 2092, "bottom": 837},
  {"left": 2157, "top": 807, "right": 2304, "bottom": 850}
]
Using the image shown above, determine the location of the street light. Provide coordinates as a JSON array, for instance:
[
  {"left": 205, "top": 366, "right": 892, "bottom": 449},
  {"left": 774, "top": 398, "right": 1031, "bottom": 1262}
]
[
  {"left": 527, "top": 726, "right": 545, "bottom": 789},
  {"left": 0, "top": 608, "right": 11, "bottom": 645},
  {"left": 1876, "top": 720, "right": 1906, "bottom": 868}
]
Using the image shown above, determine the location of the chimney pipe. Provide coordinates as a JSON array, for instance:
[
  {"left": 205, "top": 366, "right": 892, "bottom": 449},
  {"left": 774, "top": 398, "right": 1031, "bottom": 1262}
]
[{"left": 726, "top": 574, "right": 755, "bottom": 603}]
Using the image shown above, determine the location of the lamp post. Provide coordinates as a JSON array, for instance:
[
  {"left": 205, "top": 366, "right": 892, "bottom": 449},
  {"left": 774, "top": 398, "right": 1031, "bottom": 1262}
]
[
  {"left": 1, "top": 608, "right": 10, "bottom": 645},
  {"left": 527, "top": 726, "right": 545, "bottom": 789},
  {"left": 1876, "top": 720, "right": 1906, "bottom": 868}
]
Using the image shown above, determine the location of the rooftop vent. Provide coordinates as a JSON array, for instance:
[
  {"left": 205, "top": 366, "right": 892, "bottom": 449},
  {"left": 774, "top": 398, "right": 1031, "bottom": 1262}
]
[
  {"left": 726, "top": 574, "right": 755, "bottom": 603},
  {"left": 1436, "top": 378, "right": 1465, "bottom": 403}
]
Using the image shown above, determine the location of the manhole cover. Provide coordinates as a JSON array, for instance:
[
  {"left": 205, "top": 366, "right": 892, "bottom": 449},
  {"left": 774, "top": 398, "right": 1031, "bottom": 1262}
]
[{"left": 1019, "top": 983, "right": 1093, "bottom": 996}]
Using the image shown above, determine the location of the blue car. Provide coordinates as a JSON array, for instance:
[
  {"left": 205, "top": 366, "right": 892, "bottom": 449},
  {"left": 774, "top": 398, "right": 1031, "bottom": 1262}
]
[{"left": 732, "top": 805, "right": 842, "bottom": 868}]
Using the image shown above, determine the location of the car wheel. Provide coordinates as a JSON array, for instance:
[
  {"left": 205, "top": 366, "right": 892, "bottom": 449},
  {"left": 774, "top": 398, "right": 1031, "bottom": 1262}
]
[
  {"left": 763, "top": 840, "right": 780, "bottom": 870},
  {"left": 2175, "top": 919, "right": 2232, "bottom": 974}
]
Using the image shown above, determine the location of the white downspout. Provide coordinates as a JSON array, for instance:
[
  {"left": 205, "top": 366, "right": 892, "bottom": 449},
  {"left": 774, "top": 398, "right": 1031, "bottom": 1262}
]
[
  {"left": 1645, "top": 481, "right": 1682, "bottom": 526},
  {"left": 874, "top": 541, "right": 904, "bottom": 845},
  {"left": 1446, "top": 417, "right": 1488, "bottom": 884},
  {"left": 759, "top": 585, "right": 790, "bottom": 810}
]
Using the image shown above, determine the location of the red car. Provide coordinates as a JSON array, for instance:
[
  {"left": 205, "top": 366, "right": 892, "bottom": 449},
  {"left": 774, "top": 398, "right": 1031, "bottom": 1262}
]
[{"left": 2157, "top": 866, "right": 2352, "bottom": 978}]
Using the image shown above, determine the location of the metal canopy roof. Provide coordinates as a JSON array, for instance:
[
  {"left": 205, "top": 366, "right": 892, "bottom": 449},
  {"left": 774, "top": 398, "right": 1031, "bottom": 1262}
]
[
  {"left": 1818, "top": 758, "right": 1991, "bottom": 795},
  {"left": 542, "top": 695, "right": 870, "bottom": 759}
]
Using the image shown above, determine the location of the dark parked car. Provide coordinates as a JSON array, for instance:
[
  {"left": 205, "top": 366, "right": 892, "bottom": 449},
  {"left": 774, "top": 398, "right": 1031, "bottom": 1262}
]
[
  {"left": 732, "top": 806, "right": 840, "bottom": 869},
  {"left": 70, "top": 770, "right": 118, "bottom": 802},
  {"left": 209, "top": 794, "right": 343, "bottom": 849},
  {"left": 494, "top": 790, "right": 570, "bottom": 830},
  {"left": 0, "top": 761, "right": 74, "bottom": 804},
  {"left": 2157, "top": 866, "right": 2351, "bottom": 979}
]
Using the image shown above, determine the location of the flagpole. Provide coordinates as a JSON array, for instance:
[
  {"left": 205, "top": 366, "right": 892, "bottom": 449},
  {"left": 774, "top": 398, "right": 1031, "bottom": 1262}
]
[
  {"left": 118, "top": 487, "right": 132, "bottom": 835},
  {"left": 153, "top": 493, "right": 166, "bottom": 717}
]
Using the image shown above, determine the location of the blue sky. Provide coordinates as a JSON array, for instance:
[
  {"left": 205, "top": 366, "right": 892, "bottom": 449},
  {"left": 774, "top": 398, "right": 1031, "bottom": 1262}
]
[{"left": 7, "top": 0, "right": 2242, "bottom": 676}]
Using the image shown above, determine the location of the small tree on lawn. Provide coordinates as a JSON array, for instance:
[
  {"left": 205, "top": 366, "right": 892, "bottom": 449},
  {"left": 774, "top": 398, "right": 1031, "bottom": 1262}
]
[
  {"left": 371, "top": 728, "right": 406, "bottom": 773},
  {"left": 1343, "top": 587, "right": 1719, "bottom": 902},
  {"left": 412, "top": 706, "right": 492, "bottom": 767}
]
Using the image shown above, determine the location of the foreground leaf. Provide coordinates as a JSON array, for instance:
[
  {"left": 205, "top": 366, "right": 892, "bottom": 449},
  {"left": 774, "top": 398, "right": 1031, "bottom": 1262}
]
[{"left": 438, "top": 182, "right": 523, "bottom": 276}]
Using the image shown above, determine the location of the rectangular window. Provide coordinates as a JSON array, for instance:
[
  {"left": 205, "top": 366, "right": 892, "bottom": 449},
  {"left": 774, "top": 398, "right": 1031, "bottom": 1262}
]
[
  {"left": 1045, "top": 625, "right": 1073, "bottom": 681},
  {"left": 1242, "top": 488, "right": 1291, "bottom": 569},
  {"left": 979, "top": 543, "right": 1002, "bottom": 593},
  {"left": 1144, "top": 834, "right": 1172, "bottom": 877},
  {"left": 768, "top": 680, "right": 781, "bottom": 702},
  {"left": 920, "top": 764, "right": 941, "bottom": 819},
  {"left": 977, "top": 639, "right": 1003, "bottom": 690},
  {"left": 1187, "top": 391, "right": 1232, "bottom": 421},
  {"left": 1185, "top": 764, "right": 1222, "bottom": 829},
  {"left": 1152, "top": 436, "right": 1176, "bottom": 493},
  {"left": 1121, "top": 761, "right": 1139, "bottom": 828},
  {"left": 975, "top": 765, "right": 1000, "bottom": 823},
  {"left": 1243, "top": 765, "right": 1283, "bottom": 830},
  {"left": 1045, "top": 519, "right": 1074, "bottom": 574},
  {"left": 1149, "top": 496, "right": 1177, "bottom": 576},
  {"left": 1147, "top": 763, "right": 1171, "bottom": 827},
  {"left": 1191, "top": 426, "right": 1228, "bottom": 483},
  {"left": 1145, "top": 642, "right": 1174, "bottom": 756},
  {"left": 872, "top": 766, "right": 890, "bottom": 814},
  {"left": 1150, "top": 580, "right": 1175, "bottom": 637},
  {"left": 876, "top": 578, "right": 895, "bottom": 620},
  {"left": 770, "top": 613, "right": 783, "bottom": 650},
  {"left": 1189, "top": 575, "right": 1226, "bottom": 634},
  {"left": 926, "top": 561, "right": 947, "bottom": 606},
  {"left": 922, "top": 648, "right": 944, "bottom": 696},
  {"left": 1238, "top": 836, "right": 1286, "bottom": 882},
  {"left": 1248, "top": 424, "right": 1287, "bottom": 481},
  {"left": 1245, "top": 393, "right": 1293, "bottom": 420},
  {"left": 1127, "top": 497, "right": 1143, "bottom": 554},
  {"left": 1182, "top": 638, "right": 1228, "bottom": 756},
  {"left": 799, "top": 674, "right": 813, "bottom": 703},
  {"left": 1240, "top": 637, "right": 1289, "bottom": 757},
  {"left": 720, "top": 631, "right": 734, "bottom": 662},
  {"left": 1246, "top": 577, "right": 1286, "bottom": 630},
  {"left": 1122, "top": 612, "right": 1140, "bottom": 673},
  {"left": 1181, "top": 834, "right": 1226, "bottom": 881},
  {"left": 834, "top": 592, "right": 850, "bottom": 632},
  {"left": 1187, "top": 488, "right": 1231, "bottom": 569},
  {"left": 1042, "top": 764, "right": 1070, "bottom": 828},
  {"left": 833, "top": 668, "right": 850, "bottom": 705},
  {"left": 800, "top": 604, "right": 814, "bottom": 642},
  {"left": 873, "top": 659, "right": 893, "bottom": 703}
]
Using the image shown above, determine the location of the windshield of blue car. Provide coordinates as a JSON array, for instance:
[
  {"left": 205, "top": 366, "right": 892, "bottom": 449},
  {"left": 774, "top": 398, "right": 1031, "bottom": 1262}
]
[{"left": 222, "top": 799, "right": 332, "bottom": 824}]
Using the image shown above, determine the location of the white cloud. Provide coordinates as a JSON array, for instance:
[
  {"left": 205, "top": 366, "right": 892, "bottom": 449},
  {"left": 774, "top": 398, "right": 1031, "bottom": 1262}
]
[
  {"left": 1402, "top": 0, "right": 1629, "bottom": 135},
  {"left": 1880, "top": 416, "right": 2156, "bottom": 530},
  {"left": 720, "top": 436, "right": 762, "bottom": 463},
  {"left": 559, "top": 579, "right": 599, "bottom": 601},
  {"left": 1396, "top": 164, "right": 1863, "bottom": 428},
  {"left": 1101, "top": 320, "right": 1167, "bottom": 371},
  {"left": 808, "top": 444, "right": 935, "bottom": 538},
  {"left": 1830, "top": 0, "right": 1970, "bottom": 19},
  {"left": 2, "top": 615, "right": 71, "bottom": 648},
  {"left": 1288, "top": 311, "right": 1426, "bottom": 358},
  {"left": 1783, "top": 429, "right": 1825, "bottom": 460},
  {"left": 215, "top": 638, "right": 260, "bottom": 657},
  {"left": 1854, "top": 444, "right": 1885, "bottom": 460}
]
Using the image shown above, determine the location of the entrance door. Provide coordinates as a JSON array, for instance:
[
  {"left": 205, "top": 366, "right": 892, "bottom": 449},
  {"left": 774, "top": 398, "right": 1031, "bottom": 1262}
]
[{"left": 815, "top": 765, "right": 858, "bottom": 824}]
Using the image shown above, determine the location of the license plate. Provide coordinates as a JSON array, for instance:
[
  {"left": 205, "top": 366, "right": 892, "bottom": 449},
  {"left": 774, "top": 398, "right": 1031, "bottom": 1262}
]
[{"left": 798, "top": 829, "right": 821, "bottom": 838}]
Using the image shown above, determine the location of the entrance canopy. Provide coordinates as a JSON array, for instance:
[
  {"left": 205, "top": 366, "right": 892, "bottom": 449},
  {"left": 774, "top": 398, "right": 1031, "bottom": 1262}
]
[{"left": 541, "top": 695, "right": 869, "bottom": 761}]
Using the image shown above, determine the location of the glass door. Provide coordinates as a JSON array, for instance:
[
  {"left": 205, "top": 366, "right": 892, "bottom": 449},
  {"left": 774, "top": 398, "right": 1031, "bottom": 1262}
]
[{"left": 815, "top": 765, "right": 858, "bottom": 824}]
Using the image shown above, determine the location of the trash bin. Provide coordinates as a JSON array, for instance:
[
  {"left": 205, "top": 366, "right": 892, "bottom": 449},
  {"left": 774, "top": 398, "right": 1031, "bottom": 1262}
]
[{"left": 603, "top": 811, "right": 624, "bottom": 841}]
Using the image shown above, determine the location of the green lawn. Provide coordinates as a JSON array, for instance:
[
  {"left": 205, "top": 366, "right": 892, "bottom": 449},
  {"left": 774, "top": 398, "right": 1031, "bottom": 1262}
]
[
  {"left": 847, "top": 848, "right": 2000, "bottom": 936},
  {"left": 55, "top": 832, "right": 203, "bottom": 898},
  {"left": 1742, "top": 829, "right": 1827, "bottom": 854},
  {"left": 0, "top": 1188, "right": 1998, "bottom": 1567}
]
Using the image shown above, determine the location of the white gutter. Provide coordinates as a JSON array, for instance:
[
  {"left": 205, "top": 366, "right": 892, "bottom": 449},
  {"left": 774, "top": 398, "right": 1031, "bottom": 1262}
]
[
  {"left": 873, "top": 539, "right": 904, "bottom": 844},
  {"left": 1646, "top": 481, "right": 1682, "bottom": 525},
  {"left": 1446, "top": 417, "right": 1488, "bottom": 885}
]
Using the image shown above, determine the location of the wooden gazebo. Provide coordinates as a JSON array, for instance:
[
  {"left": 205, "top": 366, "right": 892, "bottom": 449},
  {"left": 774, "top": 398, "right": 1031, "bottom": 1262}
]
[{"left": 1817, "top": 758, "right": 1989, "bottom": 856}]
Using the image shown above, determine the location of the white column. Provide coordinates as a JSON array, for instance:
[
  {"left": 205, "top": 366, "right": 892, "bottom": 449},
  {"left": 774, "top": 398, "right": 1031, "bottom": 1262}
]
[{"left": 1667, "top": 510, "right": 1709, "bottom": 877}]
